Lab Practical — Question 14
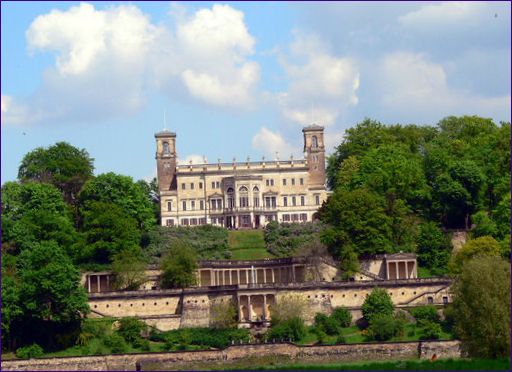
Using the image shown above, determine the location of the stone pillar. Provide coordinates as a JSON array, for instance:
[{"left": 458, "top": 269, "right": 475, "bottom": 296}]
[
  {"left": 405, "top": 261, "right": 409, "bottom": 279},
  {"left": 292, "top": 266, "right": 296, "bottom": 282},
  {"left": 248, "top": 295, "right": 253, "bottom": 321},
  {"left": 237, "top": 270, "right": 240, "bottom": 285},
  {"left": 395, "top": 262, "right": 399, "bottom": 279},
  {"left": 211, "top": 270, "right": 214, "bottom": 286},
  {"left": 106, "top": 275, "right": 110, "bottom": 291},
  {"left": 386, "top": 263, "right": 390, "bottom": 280},
  {"left": 97, "top": 275, "right": 101, "bottom": 292},
  {"left": 271, "top": 269, "right": 275, "bottom": 283},
  {"left": 246, "top": 270, "right": 249, "bottom": 284},
  {"left": 263, "top": 295, "right": 267, "bottom": 320},
  {"left": 87, "top": 275, "right": 91, "bottom": 293},
  {"left": 263, "top": 269, "right": 267, "bottom": 283}
]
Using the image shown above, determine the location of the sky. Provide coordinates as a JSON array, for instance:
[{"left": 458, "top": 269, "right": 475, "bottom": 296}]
[{"left": 2, "top": 1, "right": 511, "bottom": 183}]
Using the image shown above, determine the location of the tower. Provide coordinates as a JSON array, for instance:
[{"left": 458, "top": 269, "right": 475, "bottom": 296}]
[
  {"left": 302, "top": 125, "right": 326, "bottom": 189},
  {"left": 155, "top": 130, "right": 177, "bottom": 191}
]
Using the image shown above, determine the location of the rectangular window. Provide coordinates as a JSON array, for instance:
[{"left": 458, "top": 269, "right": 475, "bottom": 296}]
[
  {"left": 167, "top": 201, "right": 172, "bottom": 211},
  {"left": 266, "top": 179, "right": 270, "bottom": 186},
  {"left": 182, "top": 201, "right": 187, "bottom": 211},
  {"left": 166, "top": 219, "right": 174, "bottom": 226},
  {"left": 228, "top": 197, "right": 234, "bottom": 209},
  {"left": 315, "top": 195, "right": 320, "bottom": 205},
  {"left": 190, "top": 218, "right": 198, "bottom": 226},
  {"left": 253, "top": 197, "right": 259, "bottom": 207},
  {"left": 283, "top": 196, "right": 288, "bottom": 207},
  {"left": 270, "top": 179, "right": 274, "bottom": 186},
  {"left": 283, "top": 214, "right": 290, "bottom": 222},
  {"left": 199, "top": 182, "right": 203, "bottom": 189},
  {"left": 300, "top": 178, "right": 304, "bottom": 185},
  {"left": 199, "top": 218, "right": 206, "bottom": 225},
  {"left": 190, "top": 183, "right": 194, "bottom": 190},
  {"left": 292, "top": 214, "right": 299, "bottom": 221},
  {"left": 283, "top": 179, "right": 287, "bottom": 186},
  {"left": 240, "top": 197, "right": 249, "bottom": 208},
  {"left": 211, "top": 181, "right": 215, "bottom": 188},
  {"left": 265, "top": 197, "right": 270, "bottom": 208},
  {"left": 212, "top": 217, "right": 217, "bottom": 224},
  {"left": 191, "top": 200, "right": 195, "bottom": 210},
  {"left": 182, "top": 218, "right": 189, "bottom": 226},
  {"left": 216, "top": 181, "right": 220, "bottom": 188},
  {"left": 181, "top": 183, "right": 186, "bottom": 190},
  {"left": 300, "top": 196, "right": 305, "bottom": 206},
  {"left": 292, "top": 196, "right": 296, "bottom": 206},
  {"left": 291, "top": 178, "right": 295, "bottom": 186},
  {"left": 200, "top": 200, "right": 204, "bottom": 210},
  {"left": 427, "top": 297, "right": 434, "bottom": 304},
  {"left": 443, "top": 296, "right": 448, "bottom": 304},
  {"left": 271, "top": 197, "right": 276, "bottom": 207},
  {"left": 300, "top": 213, "right": 307, "bottom": 222}
]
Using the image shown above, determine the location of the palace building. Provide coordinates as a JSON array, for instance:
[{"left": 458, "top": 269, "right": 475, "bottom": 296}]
[{"left": 155, "top": 125, "right": 330, "bottom": 228}]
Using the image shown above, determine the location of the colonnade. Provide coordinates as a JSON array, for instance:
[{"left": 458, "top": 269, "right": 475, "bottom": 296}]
[
  {"left": 198, "top": 265, "right": 300, "bottom": 287},
  {"left": 237, "top": 294, "right": 275, "bottom": 322},
  {"left": 386, "top": 260, "right": 417, "bottom": 279}
]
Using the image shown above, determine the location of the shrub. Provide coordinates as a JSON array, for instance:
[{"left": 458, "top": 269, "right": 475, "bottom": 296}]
[
  {"left": 267, "top": 317, "right": 306, "bottom": 342},
  {"left": 139, "top": 339, "right": 151, "bottom": 351},
  {"left": 264, "top": 221, "right": 325, "bottom": 257},
  {"left": 16, "top": 344, "right": 44, "bottom": 359},
  {"left": 163, "top": 328, "right": 250, "bottom": 350},
  {"left": 210, "top": 300, "right": 238, "bottom": 329},
  {"left": 103, "top": 334, "right": 128, "bottom": 353},
  {"left": 117, "top": 317, "right": 147, "bottom": 345},
  {"left": 314, "top": 313, "right": 329, "bottom": 330},
  {"left": 420, "top": 321, "right": 442, "bottom": 340},
  {"left": 367, "top": 314, "right": 395, "bottom": 341},
  {"left": 331, "top": 307, "right": 352, "bottom": 328},
  {"left": 313, "top": 327, "right": 327, "bottom": 344},
  {"left": 335, "top": 334, "right": 346, "bottom": 344},
  {"left": 410, "top": 306, "right": 440, "bottom": 324},
  {"left": 270, "top": 295, "right": 307, "bottom": 325},
  {"left": 362, "top": 288, "right": 394, "bottom": 323},
  {"left": 149, "top": 328, "right": 166, "bottom": 342},
  {"left": 323, "top": 317, "right": 340, "bottom": 336},
  {"left": 393, "top": 311, "right": 409, "bottom": 338}
]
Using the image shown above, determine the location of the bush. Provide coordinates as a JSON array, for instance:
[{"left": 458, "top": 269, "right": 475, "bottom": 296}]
[
  {"left": 331, "top": 307, "right": 352, "bottom": 328},
  {"left": 138, "top": 339, "right": 151, "bottom": 351},
  {"left": 210, "top": 300, "right": 238, "bottom": 329},
  {"left": 367, "top": 314, "right": 395, "bottom": 341},
  {"left": 117, "top": 317, "right": 147, "bottom": 345},
  {"left": 16, "top": 344, "right": 44, "bottom": 359},
  {"left": 313, "top": 327, "right": 327, "bottom": 344},
  {"left": 362, "top": 288, "right": 394, "bottom": 323},
  {"left": 314, "top": 313, "right": 329, "bottom": 329},
  {"left": 335, "top": 334, "right": 346, "bottom": 344},
  {"left": 442, "top": 305, "right": 456, "bottom": 335},
  {"left": 103, "top": 334, "right": 128, "bottom": 353},
  {"left": 420, "top": 321, "right": 442, "bottom": 340},
  {"left": 162, "top": 328, "right": 250, "bottom": 350},
  {"left": 264, "top": 221, "right": 325, "bottom": 257},
  {"left": 267, "top": 317, "right": 306, "bottom": 342},
  {"left": 149, "top": 328, "right": 166, "bottom": 342},
  {"left": 410, "top": 306, "right": 440, "bottom": 324},
  {"left": 393, "top": 312, "right": 409, "bottom": 338}
]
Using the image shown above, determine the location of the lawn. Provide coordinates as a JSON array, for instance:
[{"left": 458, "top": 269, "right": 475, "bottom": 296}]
[{"left": 228, "top": 230, "right": 274, "bottom": 260}]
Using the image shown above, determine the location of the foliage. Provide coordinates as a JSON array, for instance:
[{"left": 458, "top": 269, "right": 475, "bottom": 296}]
[
  {"left": 145, "top": 225, "right": 229, "bottom": 262},
  {"left": 449, "top": 236, "right": 501, "bottom": 274},
  {"left": 103, "top": 333, "right": 128, "bottom": 354},
  {"left": 410, "top": 306, "right": 440, "bottom": 324},
  {"left": 416, "top": 222, "right": 450, "bottom": 275},
  {"left": 159, "top": 241, "right": 198, "bottom": 289},
  {"left": 338, "top": 246, "right": 360, "bottom": 280},
  {"left": 79, "top": 201, "right": 141, "bottom": 264},
  {"left": 15, "top": 343, "right": 44, "bottom": 359},
  {"left": 451, "top": 256, "right": 510, "bottom": 358},
  {"left": 264, "top": 221, "right": 326, "bottom": 257},
  {"left": 361, "top": 288, "right": 394, "bottom": 323},
  {"left": 111, "top": 249, "right": 148, "bottom": 291},
  {"left": 1, "top": 181, "right": 78, "bottom": 256},
  {"left": 335, "top": 334, "right": 346, "bottom": 344},
  {"left": 161, "top": 328, "right": 250, "bottom": 350},
  {"left": 367, "top": 314, "right": 396, "bottom": 341},
  {"left": 117, "top": 317, "right": 147, "bottom": 346},
  {"left": 210, "top": 300, "right": 238, "bottom": 329},
  {"left": 269, "top": 295, "right": 307, "bottom": 325},
  {"left": 419, "top": 321, "right": 442, "bottom": 340},
  {"left": 78, "top": 172, "right": 156, "bottom": 230},
  {"left": 267, "top": 317, "right": 306, "bottom": 342},
  {"left": 331, "top": 307, "right": 352, "bottom": 328},
  {"left": 18, "top": 142, "right": 94, "bottom": 204}
]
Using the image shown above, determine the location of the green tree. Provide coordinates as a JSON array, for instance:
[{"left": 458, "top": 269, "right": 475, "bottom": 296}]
[
  {"left": 338, "top": 246, "right": 360, "bottom": 280},
  {"left": 111, "top": 249, "right": 148, "bottom": 291},
  {"left": 79, "top": 201, "right": 141, "bottom": 264},
  {"left": 451, "top": 256, "right": 510, "bottom": 358},
  {"left": 79, "top": 172, "right": 156, "bottom": 230},
  {"left": 267, "top": 317, "right": 306, "bottom": 342},
  {"left": 362, "top": 288, "right": 394, "bottom": 323},
  {"left": 269, "top": 294, "right": 307, "bottom": 325},
  {"left": 367, "top": 314, "right": 395, "bottom": 341},
  {"left": 449, "top": 236, "right": 501, "bottom": 273},
  {"left": 117, "top": 317, "right": 147, "bottom": 346},
  {"left": 1, "top": 182, "right": 78, "bottom": 256},
  {"left": 416, "top": 222, "right": 450, "bottom": 275},
  {"left": 210, "top": 300, "right": 238, "bottom": 329},
  {"left": 319, "top": 188, "right": 393, "bottom": 257},
  {"left": 331, "top": 307, "right": 352, "bottom": 328},
  {"left": 18, "top": 142, "right": 94, "bottom": 204},
  {"left": 159, "top": 242, "right": 198, "bottom": 289}
]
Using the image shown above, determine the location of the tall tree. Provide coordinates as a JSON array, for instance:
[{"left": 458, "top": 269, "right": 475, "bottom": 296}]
[
  {"left": 79, "top": 172, "right": 156, "bottom": 230},
  {"left": 159, "top": 241, "right": 198, "bottom": 289},
  {"left": 452, "top": 256, "right": 510, "bottom": 358},
  {"left": 18, "top": 142, "right": 94, "bottom": 204}
]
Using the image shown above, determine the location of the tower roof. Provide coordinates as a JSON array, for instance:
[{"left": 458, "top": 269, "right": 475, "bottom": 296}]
[
  {"left": 302, "top": 124, "right": 324, "bottom": 132},
  {"left": 155, "top": 129, "right": 176, "bottom": 138}
]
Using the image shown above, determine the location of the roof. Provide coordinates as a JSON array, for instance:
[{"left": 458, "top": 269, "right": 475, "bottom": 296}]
[
  {"left": 155, "top": 129, "right": 176, "bottom": 138},
  {"left": 302, "top": 124, "right": 324, "bottom": 132}
]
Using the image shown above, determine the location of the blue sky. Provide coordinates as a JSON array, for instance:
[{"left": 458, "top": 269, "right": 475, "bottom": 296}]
[{"left": 2, "top": 1, "right": 510, "bottom": 183}]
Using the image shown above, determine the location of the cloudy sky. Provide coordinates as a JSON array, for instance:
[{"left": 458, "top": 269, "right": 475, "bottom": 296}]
[{"left": 2, "top": 1, "right": 510, "bottom": 183}]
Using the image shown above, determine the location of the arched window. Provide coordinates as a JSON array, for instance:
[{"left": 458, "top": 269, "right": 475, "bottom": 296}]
[
  {"left": 253, "top": 186, "right": 260, "bottom": 207},
  {"left": 239, "top": 186, "right": 249, "bottom": 208},
  {"left": 227, "top": 187, "right": 235, "bottom": 209},
  {"left": 163, "top": 141, "right": 170, "bottom": 155},
  {"left": 239, "top": 186, "right": 248, "bottom": 192},
  {"left": 312, "top": 136, "right": 318, "bottom": 148}
]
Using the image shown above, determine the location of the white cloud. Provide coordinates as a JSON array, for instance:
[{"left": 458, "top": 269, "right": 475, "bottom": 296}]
[
  {"left": 180, "top": 154, "right": 205, "bottom": 165},
  {"left": 399, "top": 2, "right": 488, "bottom": 30},
  {"left": 323, "top": 130, "right": 345, "bottom": 154},
  {"left": 2, "top": 3, "right": 260, "bottom": 126},
  {"left": 377, "top": 51, "right": 511, "bottom": 122},
  {"left": 277, "top": 33, "right": 359, "bottom": 127},
  {"left": 252, "top": 127, "right": 299, "bottom": 160}
]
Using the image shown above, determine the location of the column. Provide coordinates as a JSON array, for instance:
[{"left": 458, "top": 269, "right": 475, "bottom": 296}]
[
  {"left": 395, "top": 262, "right": 399, "bottom": 279},
  {"left": 292, "top": 266, "right": 296, "bottom": 282},
  {"left": 263, "top": 295, "right": 267, "bottom": 320},
  {"left": 229, "top": 270, "right": 232, "bottom": 285},
  {"left": 248, "top": 295, "right": 253, "bottom": 321},
  {"left": 211, "top": 270, "right": 214, "bottom": 286},
  {"left": 271, "top": 269, "right": 275, "bottom": 283},
  {"left": 106, "top": 275, "right": 110, "bottom": 291},
  {"left": 237, "top": 270, "right": 240, "bottom": 285},
  {"left": 387, "top": 263, "right": 390, "bottom": 280},
  {"left": 405, "top": 261, "right": 409, "bottom": 279},
  {"left": 97, "top": 275, "right": 101, "bottom": 292},
  {"left": 246, "top": 270, "right": 249, "bottom": 284},
  {"left": 263, "top": 269, "right": 267, "bottom": 283},
  {"left": 87, "top": 275, "right": 91, "bottom": 293}
]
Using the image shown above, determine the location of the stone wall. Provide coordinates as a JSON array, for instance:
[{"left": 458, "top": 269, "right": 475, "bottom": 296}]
[{"left": 2, "top": 341, "right": 461, "bottom": 371}]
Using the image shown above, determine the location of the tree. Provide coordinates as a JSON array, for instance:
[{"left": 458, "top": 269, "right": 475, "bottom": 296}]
[
  {"left": 210, "top": 300, "right": 238, "bottom": 329},
  {"left": 267, "top": 317, "right": 306, "bottom": 342},
  {"left": 449, "top": 236, "right": 501, "bottom": 274},
  {"left": 18, "top": 142, "right": 94, "bottom": 204},
  {"left": 1, "top": 182, "right": 78, "bottom": 256},
  {"left": 111, "top": 249, "right": 148, "bottom": 291},
  {"left": 451, "top": 256, "right": 510, "bottom": 358},
  {"left": 78, "top": 172, "right": 156, "bottom": 230},
  {"left": 331, "top": 307, "right": 352, "bottom": 328},
  {"left": 362, "top": 288, "right": 394, "bottom": 323},
  {"left": 11, "top": 241, "right": 89, "bottom": 350},
  {"left": 339, "top": 246, "right": 360, "bottom": 280},
  {"left": 269, "top": 294, "right": 307, "bottom": 325},
  {"left": 79, "top": 201, "right": 141, "bottom": 264},
  {"left": 319, "top": 188, "right": 393, "bottom": 257},
  {"left": 416, "top": 222, "right": 450, "bottom": 275},
  {"left": 159, "top": 242, "right": 198, "bottom": 289},
  {"left": 367, "top": 313, "right": 395, "bottom": 341}
]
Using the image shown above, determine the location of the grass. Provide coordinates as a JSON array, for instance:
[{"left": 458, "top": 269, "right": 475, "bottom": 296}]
[
  {"left": 228, "top": 230, "right": 273, "bottom": 260},
  {"left": 417, "top": 266, "right": 433, "bottom": 278}
]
